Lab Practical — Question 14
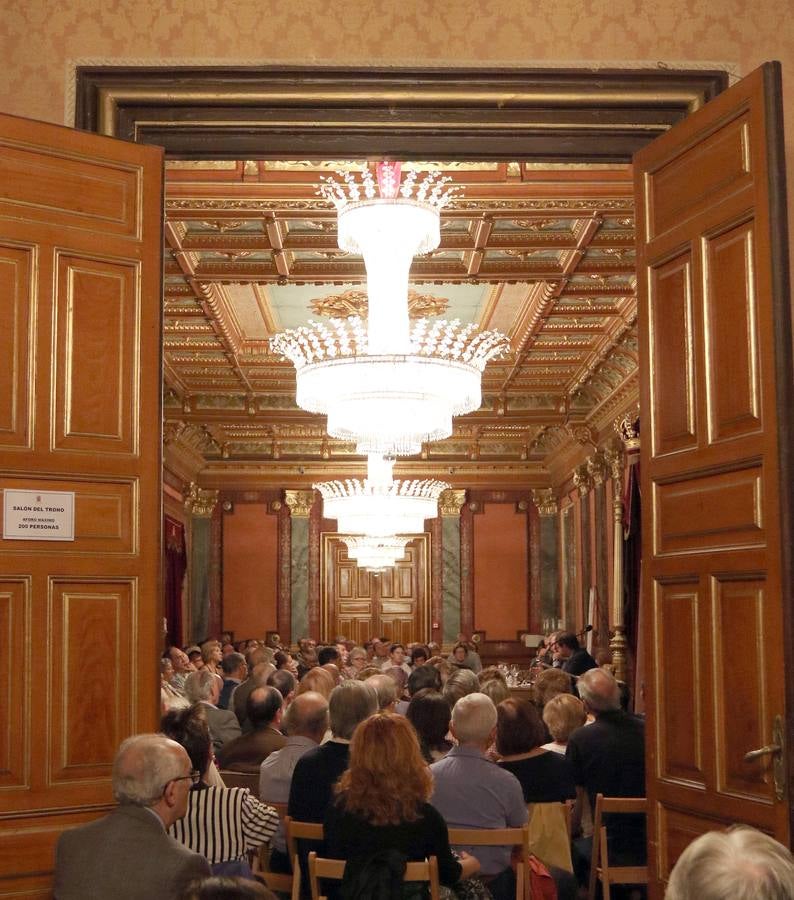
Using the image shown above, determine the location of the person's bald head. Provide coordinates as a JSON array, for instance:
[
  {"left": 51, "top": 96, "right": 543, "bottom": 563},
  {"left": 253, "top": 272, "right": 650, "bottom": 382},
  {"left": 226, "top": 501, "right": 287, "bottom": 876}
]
[
  {"left": 577, "top": 667, "right": 621, "bottom": 714},
  {"left": 282, "top": 690, "right": 329, "bottom": 742},
  {"left": 248, "top": 685, "right": 283, "bottom": 729},
  {"left": 112, "top": 734, "right": 188, "bottom": 807}
]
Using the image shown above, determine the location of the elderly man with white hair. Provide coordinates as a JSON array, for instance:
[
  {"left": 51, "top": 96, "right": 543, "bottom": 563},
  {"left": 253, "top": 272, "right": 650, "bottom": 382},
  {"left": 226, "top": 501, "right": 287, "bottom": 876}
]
[
  {"left": 666, "top": 825, "right": 794, "bottom": 900},
  {"left": 54, "top": 733, "right": 210, "bottom": 899},
  {"left": 430, "top": 693, "right": 528, "bottom": 900},
  {"left": 185, "top": 667, "right": 241, "bottom": 752}
]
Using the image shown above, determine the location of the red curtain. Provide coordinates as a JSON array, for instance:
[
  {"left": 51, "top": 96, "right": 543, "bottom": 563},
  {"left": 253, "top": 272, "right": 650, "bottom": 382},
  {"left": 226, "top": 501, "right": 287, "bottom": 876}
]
[{"left": 164, "top": 516, "right": 186, "bottom": 647}]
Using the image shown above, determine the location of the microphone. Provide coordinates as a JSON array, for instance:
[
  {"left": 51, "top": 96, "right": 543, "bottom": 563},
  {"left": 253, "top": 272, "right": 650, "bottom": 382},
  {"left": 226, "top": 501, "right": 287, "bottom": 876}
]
[{"left": 576, "top": 624, "right": 593, "bottom": 639}]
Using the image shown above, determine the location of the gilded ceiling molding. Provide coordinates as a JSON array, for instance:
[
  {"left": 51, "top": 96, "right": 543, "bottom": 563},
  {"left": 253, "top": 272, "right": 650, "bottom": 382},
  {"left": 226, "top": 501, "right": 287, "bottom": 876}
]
[
  {"left": 185, "top": 482, "right": 219, "bottom": 517},
  {"left": 284, "top": 489, "right": 315, "bottom": 518},
  {"left": 531, "top": 488, "right": 558, "bottom": 517},
  {"left": 439, "top": 489, "right": 467, "bottom": 517},
  {"left": 309, "top": 288, "right": 449, "bottom": 320}
]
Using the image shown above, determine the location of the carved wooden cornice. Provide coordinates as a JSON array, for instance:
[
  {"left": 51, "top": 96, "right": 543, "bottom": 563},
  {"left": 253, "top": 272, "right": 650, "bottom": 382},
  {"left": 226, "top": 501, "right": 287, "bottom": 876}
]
[{"left": 284, "top": 489, "right": 315, "bottom": 518}]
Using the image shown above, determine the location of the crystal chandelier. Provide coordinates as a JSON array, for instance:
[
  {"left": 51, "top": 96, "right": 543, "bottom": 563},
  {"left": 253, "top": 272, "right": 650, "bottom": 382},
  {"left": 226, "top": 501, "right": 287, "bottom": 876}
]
[
  {"left": 345, "top": 536, "right": 410, "bottom": 572},
  {"left": 271, "top": 162, "right": 510, "bottom": 457},
  {"left": 315, "top": 455, "right": 448, "bottom": 572}
]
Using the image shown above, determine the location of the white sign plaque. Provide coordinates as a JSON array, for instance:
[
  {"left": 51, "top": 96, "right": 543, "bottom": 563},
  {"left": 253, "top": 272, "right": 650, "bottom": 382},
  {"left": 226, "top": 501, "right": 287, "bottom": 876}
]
[{"left": 3, "top": 489, "right": 76, "bottom": 541}]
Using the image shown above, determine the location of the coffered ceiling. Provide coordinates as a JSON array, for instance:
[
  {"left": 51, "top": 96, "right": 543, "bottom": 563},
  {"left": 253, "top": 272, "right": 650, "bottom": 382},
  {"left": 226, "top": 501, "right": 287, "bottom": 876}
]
[{"left": 162, "top": 159, "right": 639, "bottom": 487}]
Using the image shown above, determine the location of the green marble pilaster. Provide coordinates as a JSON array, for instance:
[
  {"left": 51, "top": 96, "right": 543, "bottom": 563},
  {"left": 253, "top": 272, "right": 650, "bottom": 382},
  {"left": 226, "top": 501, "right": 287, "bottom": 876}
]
[
  {"left": 285, "top": 490, "right": 314, "bottom": 645},
  {"left": 440, "top": 490, "right": 466, "bottom": 644},
  {"left": 290, "top": 516, "right": 309, "bottom": 643},
  {"left": 189, "top": 516, "right": 211, "bottom": 642},
  {"left": 441, "top": 516, "right": 461, "bottom": 643}
]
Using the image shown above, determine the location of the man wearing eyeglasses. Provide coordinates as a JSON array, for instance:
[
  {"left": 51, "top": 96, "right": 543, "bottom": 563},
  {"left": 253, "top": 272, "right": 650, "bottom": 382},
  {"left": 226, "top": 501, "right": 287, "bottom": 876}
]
[{"left": 54, "top": 733, "right": 210, "bottom": 899}]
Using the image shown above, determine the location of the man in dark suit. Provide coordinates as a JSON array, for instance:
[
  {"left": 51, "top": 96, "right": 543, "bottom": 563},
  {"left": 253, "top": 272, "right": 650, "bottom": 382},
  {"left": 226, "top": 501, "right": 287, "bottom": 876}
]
[
  {"left": 218, "top": 651, "right": 247, "bottom": 710},
  {"left": 566, "top": 668, "right": 646, "bottom": 887},
  {"left": 216, "top": 685, "right": 286, "bottom": 772},
  {"left": 555, "top": 631, "right": 598, "bottom": 677},
  {"left": 54, "top": 733, "right": 210, "bottom": 899}
]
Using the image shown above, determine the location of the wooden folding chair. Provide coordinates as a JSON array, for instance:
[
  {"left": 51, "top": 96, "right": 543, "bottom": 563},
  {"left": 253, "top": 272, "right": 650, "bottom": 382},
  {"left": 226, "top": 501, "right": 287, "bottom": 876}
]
[
  {"left": 308, "top": 852, "right": 440, "bottom": 900},
  {"left": 253, "top": 808, "right": 301, "bottom": 897},
  {"left": 447, "top": 825, "right": 531, "bottom": 900},
  {"left": 587, "top": 794, "right": 648, "bottom": 900},
  {"left": 285, "top": 816, "right": 324, "bottom": 861}
]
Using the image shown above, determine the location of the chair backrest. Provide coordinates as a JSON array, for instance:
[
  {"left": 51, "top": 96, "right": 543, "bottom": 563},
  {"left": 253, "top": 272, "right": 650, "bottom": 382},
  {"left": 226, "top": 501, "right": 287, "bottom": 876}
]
[
  {"left": 447, "top": 825, "right": 530, "bottom": 900},
  {"left": 308, "top": 852, "right": 440, "bottom": 900},
  {"left": 284, "top": 816, "right": 324, "bottom": 862},
  {"left": 268, "top": 800, "right": 288, "bottom": 821},
  {"left": 526, "top": 802, "right": 573, "bottom": 873},
  {"left": 588, "top": 794, "right": 648, "bottom": 900},
  {"left": 218, "top": 769, "right": 260, "bottom": 793}
]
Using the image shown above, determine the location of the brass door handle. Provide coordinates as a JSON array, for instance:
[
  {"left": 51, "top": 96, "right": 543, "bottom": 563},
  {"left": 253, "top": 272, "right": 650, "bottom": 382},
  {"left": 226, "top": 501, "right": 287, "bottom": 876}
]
[
  {"left": 744, "top": 743, "right": 781, "bottom": 762},
  {"left": 743, "top": 716, "right": 786, "bottom": 801}
]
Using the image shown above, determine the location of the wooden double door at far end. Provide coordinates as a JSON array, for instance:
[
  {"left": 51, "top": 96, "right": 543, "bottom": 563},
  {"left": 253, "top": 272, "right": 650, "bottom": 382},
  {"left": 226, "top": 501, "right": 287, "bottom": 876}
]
[{"left": 322, "top": 534, "right": 430, "bottom": 645}]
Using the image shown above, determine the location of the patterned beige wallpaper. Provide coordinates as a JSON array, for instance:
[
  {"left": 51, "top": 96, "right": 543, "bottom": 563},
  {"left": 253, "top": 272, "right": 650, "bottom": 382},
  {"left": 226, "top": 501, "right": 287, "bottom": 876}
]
[{"left": 0, "top": 0, "right": 792, "bottom": 233}]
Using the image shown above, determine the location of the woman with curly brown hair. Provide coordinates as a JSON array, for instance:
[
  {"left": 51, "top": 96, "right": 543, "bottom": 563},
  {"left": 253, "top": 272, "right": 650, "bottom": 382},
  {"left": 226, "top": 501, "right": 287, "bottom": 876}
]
[{"left": 323, "top": 713, "right": 480, "bottom": 890}]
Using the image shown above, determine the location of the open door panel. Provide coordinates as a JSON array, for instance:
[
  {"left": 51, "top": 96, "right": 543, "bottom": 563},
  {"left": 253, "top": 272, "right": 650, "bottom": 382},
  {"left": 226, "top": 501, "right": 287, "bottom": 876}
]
[
  {"left": 635, "top": 62, "right": 793, "bottom": 897},
  {"left": 0, "top": 112, "right": 163, "bottom": 896}
]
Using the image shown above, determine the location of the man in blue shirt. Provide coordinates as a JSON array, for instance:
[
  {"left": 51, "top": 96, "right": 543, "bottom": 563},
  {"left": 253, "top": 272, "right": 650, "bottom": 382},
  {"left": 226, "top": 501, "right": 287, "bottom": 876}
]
[{"left": 430, "top": 693, "right": 527, "bottom": 900}]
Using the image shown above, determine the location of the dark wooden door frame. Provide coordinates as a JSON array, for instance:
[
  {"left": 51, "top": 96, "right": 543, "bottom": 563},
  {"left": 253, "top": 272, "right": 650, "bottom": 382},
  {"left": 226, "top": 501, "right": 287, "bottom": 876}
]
[
  {"left": 75, "top": 61, "right": 794, "bottom": 844},
  {"left": 74, "top": 65, "right": 727, "bottom": 162}
]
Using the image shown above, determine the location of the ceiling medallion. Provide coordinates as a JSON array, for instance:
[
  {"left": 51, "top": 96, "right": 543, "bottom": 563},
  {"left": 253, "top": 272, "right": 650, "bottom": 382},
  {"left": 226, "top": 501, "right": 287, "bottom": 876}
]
[
  {"left": 310, "top": 288, "right": 450, "bottom": 320},
  {"left": 270, "top": 162, "right": 510, "bottom": 457}
]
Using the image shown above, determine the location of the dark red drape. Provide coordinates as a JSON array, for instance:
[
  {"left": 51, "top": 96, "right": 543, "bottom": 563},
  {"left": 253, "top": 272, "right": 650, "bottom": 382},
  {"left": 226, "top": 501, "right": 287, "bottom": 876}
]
[{"left": 164, "top": 516, "right": 186, "bottom": 647}]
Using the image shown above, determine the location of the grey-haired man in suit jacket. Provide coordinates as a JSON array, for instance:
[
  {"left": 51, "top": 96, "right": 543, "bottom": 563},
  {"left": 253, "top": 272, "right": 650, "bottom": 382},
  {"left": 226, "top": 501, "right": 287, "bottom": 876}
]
[{"left": 54, "top": 733, "right": 210, "bottom": 899}]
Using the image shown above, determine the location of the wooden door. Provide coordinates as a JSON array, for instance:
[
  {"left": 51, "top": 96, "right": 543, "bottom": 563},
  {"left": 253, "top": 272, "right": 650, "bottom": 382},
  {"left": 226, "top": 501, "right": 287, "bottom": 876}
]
[
  {"left": 635, "top": 62, "right": 792, "bottom": 896},
  {"left": 322, "top": 535, "right": 429, "bottom": 644},
  {"left": 0, "top": 113, "right": 163, "bottom": 895}
]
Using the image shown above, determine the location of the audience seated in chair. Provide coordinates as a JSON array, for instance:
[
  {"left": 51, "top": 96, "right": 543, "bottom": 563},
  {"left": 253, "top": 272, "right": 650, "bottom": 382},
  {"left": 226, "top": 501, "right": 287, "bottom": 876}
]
[
  {"left": 161, "top": 706, "right": 279, "bottom": 878},
  {"left": 429, "top": 693, "right": 527, "bottom": 900},
  {"left": 566, "top": 668, "right": 646, "bottom": 889},
  {"left": 259, "top": 691, "right": 330, "bottom": 874},
  {"left": 323, "top": 713, "right": 479, "bottom": 898},
  {"left": 54, "top": 733, "right": 210, "bottom": 899},
  {"left": 186, "top": 668, "right": 242, "bottom": 753},
  {"left": 217, "top": 686, "right": 286, "bottom": 772},
  {"left": 406, "top": 689, "right": 453, "bottom": 763},
  {"left": 219, "top": 653, "right": 248, "bottom": 711}
]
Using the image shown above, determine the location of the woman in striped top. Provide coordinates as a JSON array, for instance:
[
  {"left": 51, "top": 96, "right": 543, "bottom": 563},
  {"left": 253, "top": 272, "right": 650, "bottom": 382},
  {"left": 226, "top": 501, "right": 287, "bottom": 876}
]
[{"left": 161, "top": 706, "right": 279, "bottom": 875}]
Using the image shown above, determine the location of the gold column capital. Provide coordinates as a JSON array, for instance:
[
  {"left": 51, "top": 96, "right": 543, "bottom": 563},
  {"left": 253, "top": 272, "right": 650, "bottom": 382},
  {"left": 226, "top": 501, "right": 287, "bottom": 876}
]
[
  {"left": 184, "top": 482, "right": 219, "bottom": 517},
  {"left": 285, "top": 489, "right": 315, "bottom": 518},
  {"left": 586, "top": 450, "right": 607, "bottom": 487},
  {"left": 573, "top": 463, "right": 592, "bottom": 497},
  {"left": 531, "top": 488, "right": 558, "bottom": 517},
  {"left": 614, "top": 409, "right": 640, "bottom": 452},
  {"left": 439, "top": 489, "right": 467, "bottom": 517}
]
